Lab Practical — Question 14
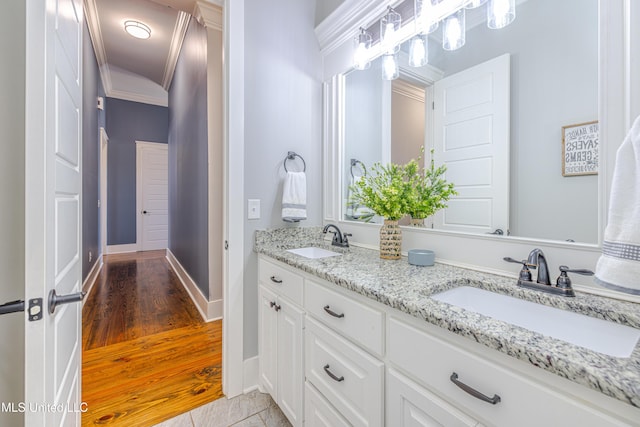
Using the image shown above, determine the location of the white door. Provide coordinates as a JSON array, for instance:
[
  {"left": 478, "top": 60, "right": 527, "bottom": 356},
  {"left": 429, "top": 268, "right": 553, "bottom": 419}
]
[
  {"left": 432, "top": 54, "right": 510, "bottom": 235},
  {"left": 136, "top": 142, "right": 169, "bottom": 251},
  {"left": 24, "top": 0, "right": 84, "bottom": 424}
]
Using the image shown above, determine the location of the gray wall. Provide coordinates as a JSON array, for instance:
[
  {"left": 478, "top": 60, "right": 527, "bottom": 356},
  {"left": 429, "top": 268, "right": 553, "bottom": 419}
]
[
  {"left": 82, "top": 20, "right": 105, "bottom": 279},
  {"left": 0, "top": 0, "right": 25, "bottom": 424},
  {"left": 105, "top": 98, "right": 169, "bottom": 245},
  {"left": 430, "top": 0, "right": 598, "bottom": 242},
  {"left": 244, "top": 0, "right": 323, "bottom": 358},
  {"left": 168, "top": 18, "right": 210, "bottom": 298}
]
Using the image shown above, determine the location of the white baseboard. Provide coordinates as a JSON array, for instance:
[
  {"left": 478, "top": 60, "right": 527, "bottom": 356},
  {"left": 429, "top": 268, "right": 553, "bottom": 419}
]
[
  {"left": 166, "top": 249, "right": 221, "bottom": 322},
  {"left": 243, "top": 356, "right": 259, "bottom": 394},
  {"left": 82, "top": 256, "right": 103, "bottom": 304},
  {"left": 106, "top": 243, "right": 139, "bottom": 254}
]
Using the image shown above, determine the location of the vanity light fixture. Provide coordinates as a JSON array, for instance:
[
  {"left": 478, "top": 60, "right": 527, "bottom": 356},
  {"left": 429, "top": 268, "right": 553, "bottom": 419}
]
[
  {"left": 124, "top": 20, "right": 151, "bottom": 40},
  {"left": 487, "top": 0, "right": 516, "bottom": 29},
  {"left": 408, "top": 33, "right": 429, "bottom": 67},
  {"left": 381, "top": 53, "right": 400, "bottom": 80},
  {"left": 353, "top": 27, "right": 373, "bottom": 70},
  {"left": 380, "top": 6, "right": 402, "bottom": 53},
  {"left": 442, "top": 8, "right": 465, "bottom": 51}
]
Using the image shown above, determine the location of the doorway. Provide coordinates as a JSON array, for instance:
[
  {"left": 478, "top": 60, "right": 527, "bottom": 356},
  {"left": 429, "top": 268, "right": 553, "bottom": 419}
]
[
  {"left": 136, "top": 141, "right": 169, "bottom": 251},
  {"left": 81, "top": 250, "right": 223, "bottom": 426}
]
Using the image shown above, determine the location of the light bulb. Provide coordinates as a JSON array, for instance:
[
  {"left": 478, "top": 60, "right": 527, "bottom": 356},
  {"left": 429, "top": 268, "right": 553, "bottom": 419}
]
[
  {"left": 381, "top": 7, "right": 401, "bottom": 53},
  {"left": 354, "top": 42, "right": 369, "bottom": 70},
  {"left": 488, "top": 0, "right": 515, "bottom": 29},
  {"left": 353, "top": 28, "right": 372, "bottom": 70},
  {"left": 415, "top": 0, "right": 439, "bottom": 34},
  {"left": 443, "top": 9, "right": 465, "bottom": 51},
  {"left": 382, "top": 54, "right": 399, "bottom": 80},
  {"left": 409, "top": 34, "right": 428, "bottom": 67}
]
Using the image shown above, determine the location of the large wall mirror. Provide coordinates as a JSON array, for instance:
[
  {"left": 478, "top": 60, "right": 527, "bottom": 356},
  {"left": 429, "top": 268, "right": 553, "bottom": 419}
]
[{"left": 341, "top": 0, "right": 599, "bottom": 244}]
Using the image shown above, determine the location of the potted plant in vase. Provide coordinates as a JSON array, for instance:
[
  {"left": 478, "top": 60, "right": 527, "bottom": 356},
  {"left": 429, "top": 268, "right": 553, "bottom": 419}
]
[
  {"left": 405, "top": 149, "right": 457, "bottom": 227},
  {"left": 349, "top": 162, "right": 412, "bottom": 260}
]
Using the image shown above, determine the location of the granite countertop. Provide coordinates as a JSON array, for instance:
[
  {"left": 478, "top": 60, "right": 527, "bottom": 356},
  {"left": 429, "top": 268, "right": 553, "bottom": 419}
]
[{"left": 254, "top": 227, "right": 640, "bottom": 409}]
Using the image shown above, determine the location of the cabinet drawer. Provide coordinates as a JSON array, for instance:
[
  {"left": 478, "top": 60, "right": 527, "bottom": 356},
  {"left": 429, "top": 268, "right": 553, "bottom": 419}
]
[
  {"left": 387, "top": 368, "right": 479, "bottom": 427},
  {"left": 305, "top": 381, "right": 351, "bottom": 427},
  {"left": 388, "top": 317, "right": 627, "bottom": 427},
  {"left": 258, "top": 258, "right": 303, "bottom": 305},
  {"left": 305, "top": 279, "right": 384, "bottom": 356},
  {"left": 305, "top": 317, "right": 384, "bottom": 427}
]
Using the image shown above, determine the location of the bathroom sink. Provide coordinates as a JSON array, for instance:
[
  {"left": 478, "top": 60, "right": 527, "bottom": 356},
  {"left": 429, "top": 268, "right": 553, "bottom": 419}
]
[
  {"left": 287, "top": 247, "right": 342, "bottom": 259},
  {"left": 432, "top": 286, "right": 640, "bottom": 358}
]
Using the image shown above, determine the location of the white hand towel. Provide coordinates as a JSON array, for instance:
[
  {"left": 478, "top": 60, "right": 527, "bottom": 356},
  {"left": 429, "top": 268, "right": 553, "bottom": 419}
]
[
  {"left": 595, "top": 115, "right": 640, "bottom": 294},
  {"left": 282, "top": 171, "right": 307, "bottom": 222}
]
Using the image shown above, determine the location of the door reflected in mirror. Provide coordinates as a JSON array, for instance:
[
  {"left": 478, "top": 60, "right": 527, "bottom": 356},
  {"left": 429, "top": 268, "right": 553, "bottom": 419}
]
[{"left": 342, "top": 0, "right": 598, "bottom": 244}]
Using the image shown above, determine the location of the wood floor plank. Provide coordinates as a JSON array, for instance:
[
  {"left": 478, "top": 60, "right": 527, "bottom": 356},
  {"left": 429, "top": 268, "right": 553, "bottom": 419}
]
[{"left": 82, "top": 251, "right": 223, "bottom": 427}]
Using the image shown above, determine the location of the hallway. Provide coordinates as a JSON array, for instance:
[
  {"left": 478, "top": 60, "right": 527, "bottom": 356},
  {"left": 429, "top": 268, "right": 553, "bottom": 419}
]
[{"left": 81, "top": 251, "right": 223, "bottom": 426}]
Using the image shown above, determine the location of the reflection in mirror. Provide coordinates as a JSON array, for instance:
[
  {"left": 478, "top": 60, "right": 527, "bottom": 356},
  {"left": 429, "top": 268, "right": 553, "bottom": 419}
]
[{"left": 342, "top": 0, "right": 598, "bottom": 244}]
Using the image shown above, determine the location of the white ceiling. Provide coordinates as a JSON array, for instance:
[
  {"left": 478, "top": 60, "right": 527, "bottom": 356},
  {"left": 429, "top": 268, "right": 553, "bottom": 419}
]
[{"left": 85, "top": 0, "right": 199, "bottom": 106}]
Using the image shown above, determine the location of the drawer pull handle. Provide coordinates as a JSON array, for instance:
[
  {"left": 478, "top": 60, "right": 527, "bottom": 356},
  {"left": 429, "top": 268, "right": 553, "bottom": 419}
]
[
  {"left": 450, "top": 372, "right": 501, "bottom": 405},
  {"left": 323, "top": 364, "right": 344, "bottom": 382},
  {"left": 323, "top": 305, "right": 345, "bottom": 318},
  {"left": 270, "top": 276, "right": 283, "bottom": 284}
]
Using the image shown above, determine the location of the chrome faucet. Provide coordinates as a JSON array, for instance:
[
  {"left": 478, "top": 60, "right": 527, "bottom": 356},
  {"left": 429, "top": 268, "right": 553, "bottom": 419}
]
[
  {"left": 322, "top": 224, "right": 351, "bottom": 248},
  {"left": 527, "top": 248, "right": 551, "bottom": 285}
]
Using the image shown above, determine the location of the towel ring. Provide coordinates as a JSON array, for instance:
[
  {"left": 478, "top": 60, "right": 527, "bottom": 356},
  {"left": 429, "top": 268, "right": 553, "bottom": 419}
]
[
  {"left": 350, "top": 159, "right": 366, "bottom": 178},
  {"left": 284, "top": 151, "right": 306, "bottom": 172}
]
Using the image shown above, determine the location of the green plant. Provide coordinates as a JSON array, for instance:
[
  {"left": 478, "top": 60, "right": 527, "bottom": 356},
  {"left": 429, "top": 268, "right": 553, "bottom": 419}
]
[
  {"left": 405, "top": 149, "right": 457, "bottom": 220},
  {"left": 349, "top": 162, "right": 412, "bottom": 221}
]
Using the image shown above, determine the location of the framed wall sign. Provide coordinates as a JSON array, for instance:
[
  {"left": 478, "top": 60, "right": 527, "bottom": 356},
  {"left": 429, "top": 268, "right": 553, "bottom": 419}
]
[{"left": 562, "top": 120, "right": 599, "bottom": 176}]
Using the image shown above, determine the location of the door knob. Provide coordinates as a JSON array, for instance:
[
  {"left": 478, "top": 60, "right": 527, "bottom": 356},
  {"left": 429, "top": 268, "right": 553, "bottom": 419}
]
[{"left": 48, "top": 290, "right": 86, "bottom": 314}]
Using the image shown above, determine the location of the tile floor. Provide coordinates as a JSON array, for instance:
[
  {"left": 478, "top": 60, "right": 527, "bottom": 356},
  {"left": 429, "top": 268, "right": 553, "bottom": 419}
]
[{"left": 153, "top": 390, "right": 292, "bottom": 427}]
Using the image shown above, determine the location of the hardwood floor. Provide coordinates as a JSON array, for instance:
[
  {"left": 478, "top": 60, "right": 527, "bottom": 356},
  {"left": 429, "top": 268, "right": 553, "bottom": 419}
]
[{"left": 82, "top": 251, "right": 224, "bottom": 426}]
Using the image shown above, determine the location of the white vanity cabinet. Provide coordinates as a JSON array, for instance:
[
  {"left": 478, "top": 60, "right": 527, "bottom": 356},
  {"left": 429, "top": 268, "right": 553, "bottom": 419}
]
[
  {"left": 257, "top": 255, "right": 640, "bottom": 427},
  {"left": 258, "top": 259, "right": 305, "bottom": 427}
]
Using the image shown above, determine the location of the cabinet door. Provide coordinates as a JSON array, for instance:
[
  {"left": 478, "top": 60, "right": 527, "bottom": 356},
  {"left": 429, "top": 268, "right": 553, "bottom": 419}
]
[
  {"left": 259, "top": 285, "right": 279, "bottom": 399},
  {"left": 387, "top": 368, "right": 478, "bottom": 427},
  {"left": 277, "top": 297, "right": 305, "bottom": 427},
  {"left": 305, "top": 382, "right": 351, "bottom": 427}
]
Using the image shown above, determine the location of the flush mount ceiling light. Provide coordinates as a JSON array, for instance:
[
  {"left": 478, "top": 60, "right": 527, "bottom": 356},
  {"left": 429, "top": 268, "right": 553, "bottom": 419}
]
[{"left": 124, "top": 20, "right": 151, "bottom": 39}]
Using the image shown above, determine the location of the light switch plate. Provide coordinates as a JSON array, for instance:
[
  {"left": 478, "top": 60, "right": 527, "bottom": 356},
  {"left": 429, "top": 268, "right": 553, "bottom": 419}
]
[{"left": 248, "top": 199, "right": 260, "bottom": 220}]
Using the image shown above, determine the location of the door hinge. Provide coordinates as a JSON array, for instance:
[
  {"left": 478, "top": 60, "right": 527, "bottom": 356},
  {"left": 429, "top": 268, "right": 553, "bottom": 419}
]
[
  {"left": 224, "top": 240, "right": 229, "bottom": 250},
  {"left": 432, "top": 101, "right": 435, "bottom": 110}
]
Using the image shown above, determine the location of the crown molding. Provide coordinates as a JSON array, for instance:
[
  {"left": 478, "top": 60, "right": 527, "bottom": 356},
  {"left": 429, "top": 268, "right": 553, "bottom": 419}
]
[
  {"left": 84, "top": 0, "right": 112, "bottom": 92},
  {"left": 107, "top": 89, "right": 169, "bottom": 107},
  {"left": 193, "top": 1, "right": 223, "bottom": 31},
  {"left": 315, "top": 0, "right": 394, "bottom": 56},
  {"left": 392, "top": 78, "right": 425, "bottom": 103},
  {"left": 162, "top": 11, "right": 191, "bottom": 90}
]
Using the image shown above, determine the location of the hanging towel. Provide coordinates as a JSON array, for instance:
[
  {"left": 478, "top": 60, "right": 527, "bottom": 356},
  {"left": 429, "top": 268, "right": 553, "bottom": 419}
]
[
  {"left": 595, "top": 115, "right": 640, "bottom": 294},
  {"left": 282, "top": 171, "right": 307, "bottom": 222}
]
